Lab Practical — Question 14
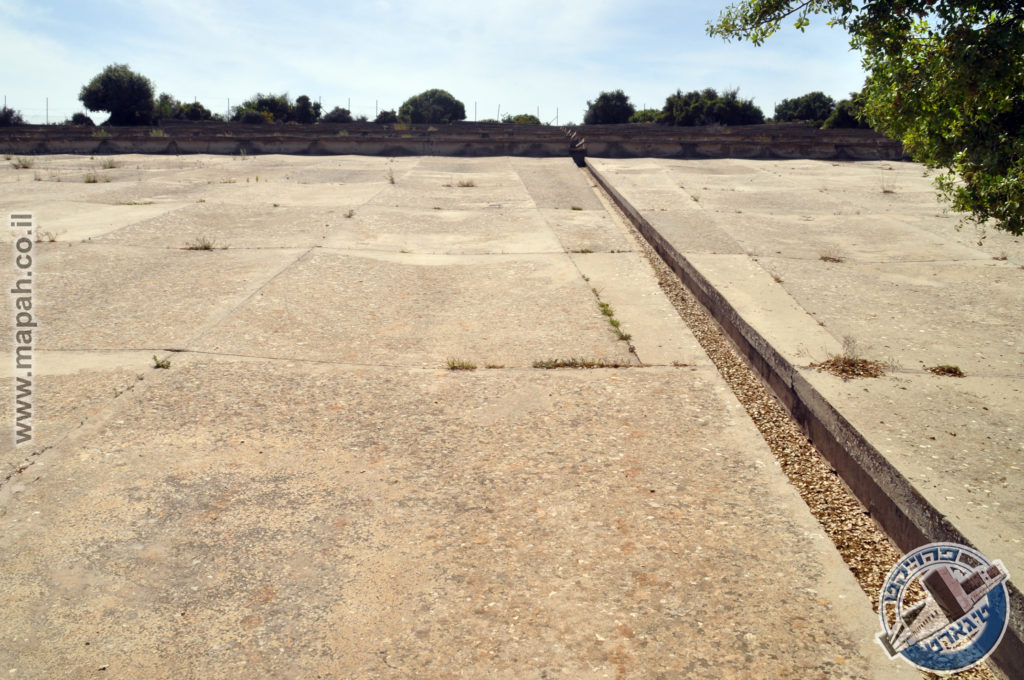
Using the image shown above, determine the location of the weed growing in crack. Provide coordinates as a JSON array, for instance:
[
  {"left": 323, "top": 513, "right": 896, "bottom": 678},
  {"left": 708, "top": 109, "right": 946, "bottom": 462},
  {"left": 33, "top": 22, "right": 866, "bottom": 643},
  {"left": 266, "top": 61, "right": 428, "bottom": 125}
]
[
  {"left": 532, "top": 358, "right": 629, "bottom": 369},
  {"left": 819, "top": 246, "right": 845, "bottom": 263},
  {"left": 184, "top": 236, "right": 220, "bottom": 250},
  {"left": 811, "top": 335, "right": 886, "bottom": 379},
  {"left": 926, "top": 364, "right": 964, "bottom": 377},
  {"left": 152, "top": 355, "right": 171, "bottom": 369},
  {"left": 446, "top": 358, "right": 477, "bottom": 371}
]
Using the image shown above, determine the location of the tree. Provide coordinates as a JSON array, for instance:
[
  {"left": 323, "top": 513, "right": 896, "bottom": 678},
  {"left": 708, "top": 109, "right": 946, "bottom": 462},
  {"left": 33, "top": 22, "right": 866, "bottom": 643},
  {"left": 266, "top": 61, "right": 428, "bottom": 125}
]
[
  {"left": 502, "top": 113, "right": 542, "bottom": 124},
  {"left": 238, "top": 109, "right": 269, "bottom": 125},
  {"left": 177, "top": 102, "right": 213, "bottom": 121},
  {"left": 154, "top": 93, "right": 213, "bottom": 121},
  {"left": 0, "top": 107, "right": 26, "bottom": 126},
  {"left": 708, "top": 1, "right": 1024, "bottom": 235},
  {"left": 68, "top": 113, "right": 95, "bottom": 126},
  {"left": 79, "top": 64, "right": 156, "bottom": 125},
  {"left": 658, "top": 88, "right": 764, "bottom": 126},
  {"left": 232, "top": 93, "right": 291, "bottom": 123},
  {"left": 823, "top": 91, "right": 870, "bottom": 130},
  {"left": 583, "top": 90, "right": 635, "bottom": 125},
  {"left": 154, "top": 93, "right": 179, "bottom": 120},
  {"left": 322, "top": 107, "right": 353, "bottom": 123},
  {"left": 374, "top": 109, "right": 398, "bottom": 124},
  {"left": 293, "top": 95, "right": 322, "bottom": 124},
  {"left": 774, "top": 91, "right": 835, "bottom": 124},
  {"left": 398, "top": 89, "right": 466, "bottom": 124},
  {"left": 630, "top": 108, "right": 661, "bottom": 124}
]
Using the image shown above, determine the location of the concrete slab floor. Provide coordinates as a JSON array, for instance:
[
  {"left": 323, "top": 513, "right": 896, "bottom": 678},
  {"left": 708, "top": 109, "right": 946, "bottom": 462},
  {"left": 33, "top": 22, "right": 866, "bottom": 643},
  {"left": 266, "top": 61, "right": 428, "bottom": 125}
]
[
  {"left": 0, "top": 155, "right": 911, "bottom": 678},
  {"left": 590, "top": 156, "right": 1023, "bottom": 608}
]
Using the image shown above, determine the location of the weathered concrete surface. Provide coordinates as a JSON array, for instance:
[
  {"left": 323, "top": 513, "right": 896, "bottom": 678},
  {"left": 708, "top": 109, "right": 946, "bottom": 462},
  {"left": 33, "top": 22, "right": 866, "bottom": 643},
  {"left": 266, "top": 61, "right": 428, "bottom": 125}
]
[
  {"left": 590, "top": 156, "right": 1024, "bottom": 674},
  {"left": 1, "top": 122, "right": 905, "bottom": 161},
  {"left": 1, "top": 155, "right": 909, "bottom": 678}
]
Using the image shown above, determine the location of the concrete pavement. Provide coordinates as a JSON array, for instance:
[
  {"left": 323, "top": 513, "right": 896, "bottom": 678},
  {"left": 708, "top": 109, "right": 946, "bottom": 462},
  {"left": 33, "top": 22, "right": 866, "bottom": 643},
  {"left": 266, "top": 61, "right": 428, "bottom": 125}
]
[
  {"left": 1, "top": 154, "right": 910, "bottom": 678},
  {"left": 590, "top": 156, "right": 1023, "bottom": 676}
]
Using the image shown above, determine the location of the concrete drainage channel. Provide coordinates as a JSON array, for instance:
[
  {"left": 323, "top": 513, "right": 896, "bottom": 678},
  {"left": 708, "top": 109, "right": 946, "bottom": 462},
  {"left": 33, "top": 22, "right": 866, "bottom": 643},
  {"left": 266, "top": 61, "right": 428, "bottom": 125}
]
[{"left": 581, "top": 161, "right": 1022, "bottom": 680}]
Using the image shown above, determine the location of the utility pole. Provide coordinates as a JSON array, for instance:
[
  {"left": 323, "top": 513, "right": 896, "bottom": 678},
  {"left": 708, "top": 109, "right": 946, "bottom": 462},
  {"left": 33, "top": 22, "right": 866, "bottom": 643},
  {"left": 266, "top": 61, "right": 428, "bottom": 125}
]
[
  {"left": 497, "top": 104, "right": 500, "bottom": 120},
  {"left": 45, "top": 97, "right": 48, "bottom": 125}
]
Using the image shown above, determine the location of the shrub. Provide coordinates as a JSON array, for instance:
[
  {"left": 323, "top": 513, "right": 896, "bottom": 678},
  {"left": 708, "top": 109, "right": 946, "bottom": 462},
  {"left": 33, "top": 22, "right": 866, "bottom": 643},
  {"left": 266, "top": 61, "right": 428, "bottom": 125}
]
[
  {"left": 69, "top": 112, "right": 95, "bottom": 126},
  {"left": 374, "top": 109, "right": 398, "bottom": 124}
]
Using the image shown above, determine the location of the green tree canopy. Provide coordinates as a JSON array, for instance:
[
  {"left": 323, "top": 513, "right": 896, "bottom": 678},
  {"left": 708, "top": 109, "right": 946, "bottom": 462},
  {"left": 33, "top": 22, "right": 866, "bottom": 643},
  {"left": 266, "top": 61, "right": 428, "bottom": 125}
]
[
  {"left": 398, "top": 89, "right": 466, "bottom": 124},
  {"left": 178, "top": 102, "right": 213, "bottom": 121},
  {"left": 154, "top": 93, "right": 179, "bottom": 120},
  {"left": 374, "top": 109, "right": 398, "bottom": 124},
  {"left": 583, "top": 90, "right": 635, "bottom": 125},
  {"left": 822, "top": 91, "right": 870, "bottom": 130},
  {"left": 79, "top": 64, "right": 156, "bottom": 125},
  {"left": 630, "top": 108, "right": 661, "bottom": 124},
  {"left": 0, "top": 107, "right": 26, "bottom": 126},
  {"left": 502, "top": 113, "right": 542, "bottom": 125},
  {"left": 708, "top": 1, "right": 1024, "bottom": 235},
  {"left": 322, "top": 107, "right": 353, "bottom": 123},
  {"left": 231, "top": 93, "right": 321, "bottom": 124},
  {"left": 293, "top": 95, "right": 322, "bottom": 124},
  {"left": 233, "top": 93, "right": 291, "bottom": 123},
  {"left": 659, "top": 88, "right": 764, "bottom": 126},
  {"left": 774, "top": 91, "right": 835, "bottom": 124},
  {"left": 154, "top": 93, "right": 214, "bottom": 121}
]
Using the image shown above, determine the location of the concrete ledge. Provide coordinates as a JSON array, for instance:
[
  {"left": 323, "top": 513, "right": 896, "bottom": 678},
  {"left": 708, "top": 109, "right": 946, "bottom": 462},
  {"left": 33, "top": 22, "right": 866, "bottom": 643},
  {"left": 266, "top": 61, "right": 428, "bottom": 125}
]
[
  {"left": 586, "top": 160, "right": 1024, "bottom": 680},
  {"left": 1, "top": 122, "right": 905, "bottom": 160}
]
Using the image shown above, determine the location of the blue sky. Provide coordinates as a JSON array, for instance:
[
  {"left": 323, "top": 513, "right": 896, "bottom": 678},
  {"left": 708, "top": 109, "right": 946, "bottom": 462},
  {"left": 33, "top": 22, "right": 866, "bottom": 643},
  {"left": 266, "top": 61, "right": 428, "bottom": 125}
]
[{"left": 1, "top": 0, "right": 866, "bottom": 124}]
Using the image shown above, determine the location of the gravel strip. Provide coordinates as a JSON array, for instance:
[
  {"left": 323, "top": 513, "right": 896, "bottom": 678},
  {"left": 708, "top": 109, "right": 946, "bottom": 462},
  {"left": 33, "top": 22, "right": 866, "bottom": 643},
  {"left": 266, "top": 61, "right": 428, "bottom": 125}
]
[{"left": 584, "top": 168, "right": 994, "bottom": 680}]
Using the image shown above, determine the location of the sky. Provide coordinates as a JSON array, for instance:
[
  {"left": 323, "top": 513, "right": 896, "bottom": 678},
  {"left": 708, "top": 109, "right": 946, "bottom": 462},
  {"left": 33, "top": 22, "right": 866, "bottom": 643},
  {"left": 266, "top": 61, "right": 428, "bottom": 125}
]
[{"left": 1, "top": 0, "right": 867, "bottom": 125}]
